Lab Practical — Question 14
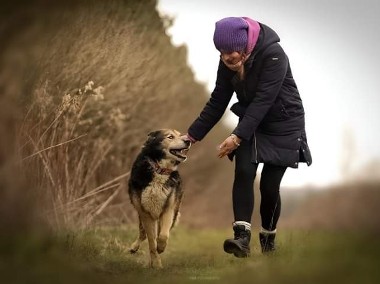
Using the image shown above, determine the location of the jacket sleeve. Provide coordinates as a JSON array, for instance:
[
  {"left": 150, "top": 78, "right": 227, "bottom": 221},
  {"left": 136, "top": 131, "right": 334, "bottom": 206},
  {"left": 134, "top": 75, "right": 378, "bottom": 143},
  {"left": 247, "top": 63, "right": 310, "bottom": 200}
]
[
  {"left": 188, "top": 60, "right": 234, "bottom": 141},
  {"left": 232, "top": 46, "right": 288, "bottom": 141}
]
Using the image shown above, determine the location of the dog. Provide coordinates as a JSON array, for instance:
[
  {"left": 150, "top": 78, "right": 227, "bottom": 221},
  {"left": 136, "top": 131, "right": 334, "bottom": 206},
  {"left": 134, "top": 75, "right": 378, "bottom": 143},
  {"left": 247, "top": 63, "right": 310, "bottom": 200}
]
[{"left": 128, "top": 129, "right": 191, "bottom": 268}]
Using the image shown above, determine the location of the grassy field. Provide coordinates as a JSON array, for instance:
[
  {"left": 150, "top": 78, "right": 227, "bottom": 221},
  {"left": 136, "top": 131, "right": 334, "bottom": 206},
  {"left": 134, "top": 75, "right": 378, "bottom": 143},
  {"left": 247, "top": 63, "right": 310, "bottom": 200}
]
[
  {"left": 1, "top": 226, "right": 379, "bottom": 284},
  {"left": 1, "top": 2, "right": 379, "bottom": 284}
]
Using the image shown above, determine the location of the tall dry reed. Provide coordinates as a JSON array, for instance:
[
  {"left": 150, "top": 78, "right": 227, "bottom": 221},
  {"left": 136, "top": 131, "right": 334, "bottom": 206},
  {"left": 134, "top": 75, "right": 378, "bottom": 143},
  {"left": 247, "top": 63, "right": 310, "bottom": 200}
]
[{"left": 1, "top": 0, "right": 235, "bottom": 231}]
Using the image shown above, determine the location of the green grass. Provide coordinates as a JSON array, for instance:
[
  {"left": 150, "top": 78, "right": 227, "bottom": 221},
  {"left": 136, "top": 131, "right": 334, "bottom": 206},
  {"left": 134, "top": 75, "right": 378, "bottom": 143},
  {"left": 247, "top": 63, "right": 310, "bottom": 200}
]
[{"left": 1, "top": 226, "right": 380, "bottom": 284}]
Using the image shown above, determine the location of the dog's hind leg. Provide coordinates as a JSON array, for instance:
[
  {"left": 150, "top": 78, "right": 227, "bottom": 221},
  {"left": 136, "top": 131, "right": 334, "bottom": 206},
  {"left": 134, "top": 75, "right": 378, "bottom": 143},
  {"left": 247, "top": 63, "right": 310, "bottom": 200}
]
[
  {"left": 129, "top": 217, "right": 146, "bottom": 253},
  {"left": 171, "top": 199, "right": 182, "bottom": 229}
]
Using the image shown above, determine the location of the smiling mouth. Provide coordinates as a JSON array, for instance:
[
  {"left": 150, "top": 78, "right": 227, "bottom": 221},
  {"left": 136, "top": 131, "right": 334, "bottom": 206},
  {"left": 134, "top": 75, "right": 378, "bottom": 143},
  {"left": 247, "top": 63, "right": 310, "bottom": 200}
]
[{"left": 169, "top": 147, "right": 189, "bottom": 160}]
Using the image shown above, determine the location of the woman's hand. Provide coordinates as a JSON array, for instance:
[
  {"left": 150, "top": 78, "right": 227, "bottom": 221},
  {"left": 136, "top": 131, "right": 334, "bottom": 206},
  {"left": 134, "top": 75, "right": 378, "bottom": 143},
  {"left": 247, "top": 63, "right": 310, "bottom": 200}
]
[{"left": 217, "top": 135, "right": 241, "bottom": 158}]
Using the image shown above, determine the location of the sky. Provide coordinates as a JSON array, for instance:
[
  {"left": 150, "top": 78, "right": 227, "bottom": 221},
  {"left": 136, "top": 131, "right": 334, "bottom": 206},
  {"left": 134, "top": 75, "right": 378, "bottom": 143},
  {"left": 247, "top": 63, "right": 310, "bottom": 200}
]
[{"left": 157, "top": 0, "right": 380, "bottom": 187}]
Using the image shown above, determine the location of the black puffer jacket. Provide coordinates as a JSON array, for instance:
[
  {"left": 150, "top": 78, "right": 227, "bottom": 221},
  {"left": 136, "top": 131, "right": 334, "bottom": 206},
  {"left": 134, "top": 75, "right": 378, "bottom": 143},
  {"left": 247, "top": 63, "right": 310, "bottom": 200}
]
[{"left": 188, "top": 23, "right": 312, "bottom": 168}]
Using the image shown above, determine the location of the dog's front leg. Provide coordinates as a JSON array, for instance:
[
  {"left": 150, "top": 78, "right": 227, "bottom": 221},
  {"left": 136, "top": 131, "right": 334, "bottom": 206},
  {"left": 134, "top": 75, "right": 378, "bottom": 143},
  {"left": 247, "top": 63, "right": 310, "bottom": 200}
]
[
  {"left": 157, "top": 208, "right": 175, "bottom": 254},
  {"left": 143, "top": 216, "right": 162, "bottom": 269}
]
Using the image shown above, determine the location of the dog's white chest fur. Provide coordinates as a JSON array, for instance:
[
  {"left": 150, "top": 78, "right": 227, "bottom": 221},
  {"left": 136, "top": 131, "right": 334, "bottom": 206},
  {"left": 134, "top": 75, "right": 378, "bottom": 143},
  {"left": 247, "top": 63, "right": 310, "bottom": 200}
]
[{"left": 141, "top": 174, "right": 173, "bottom": 219}]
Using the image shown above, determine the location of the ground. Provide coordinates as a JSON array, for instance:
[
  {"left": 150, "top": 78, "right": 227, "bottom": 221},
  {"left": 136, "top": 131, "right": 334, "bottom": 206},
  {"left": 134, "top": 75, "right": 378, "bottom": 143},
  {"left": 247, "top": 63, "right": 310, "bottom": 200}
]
[{"left": 1, "top": 226, "right": 379, "bottom": 284}]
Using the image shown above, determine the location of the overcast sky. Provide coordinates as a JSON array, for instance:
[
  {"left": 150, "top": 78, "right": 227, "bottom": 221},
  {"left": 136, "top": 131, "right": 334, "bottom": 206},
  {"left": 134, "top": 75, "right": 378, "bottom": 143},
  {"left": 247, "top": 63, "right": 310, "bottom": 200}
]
[{"left": 157, "top": 0, "right": 380, "bottom": 187}]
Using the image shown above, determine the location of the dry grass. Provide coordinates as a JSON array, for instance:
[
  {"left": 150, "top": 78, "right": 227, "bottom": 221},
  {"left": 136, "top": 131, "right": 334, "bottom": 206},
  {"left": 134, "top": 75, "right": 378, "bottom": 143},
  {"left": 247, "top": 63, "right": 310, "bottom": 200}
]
[
  {"left": 0, "top": 0, "right": 232, "bottom": 231},
  {"left": 19, "top": 80, "right": 130, "bottom": 229},
  {"left": 2, "top": 0, "right": 378, "bottom": 237}
]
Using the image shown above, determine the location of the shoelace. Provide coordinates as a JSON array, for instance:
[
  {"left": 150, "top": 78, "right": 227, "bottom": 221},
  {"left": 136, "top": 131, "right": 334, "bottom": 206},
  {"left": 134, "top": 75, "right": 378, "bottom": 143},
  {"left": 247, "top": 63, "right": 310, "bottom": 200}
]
[{"left": 234, "top": 230, "right": 250, "bottom": 239}]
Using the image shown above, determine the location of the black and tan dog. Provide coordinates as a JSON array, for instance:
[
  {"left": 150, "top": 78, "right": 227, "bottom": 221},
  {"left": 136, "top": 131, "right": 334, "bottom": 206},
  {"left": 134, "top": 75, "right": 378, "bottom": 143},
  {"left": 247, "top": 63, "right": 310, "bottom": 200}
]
[{"left": 128, "top": 129, "right": 190, "bottom": 268}]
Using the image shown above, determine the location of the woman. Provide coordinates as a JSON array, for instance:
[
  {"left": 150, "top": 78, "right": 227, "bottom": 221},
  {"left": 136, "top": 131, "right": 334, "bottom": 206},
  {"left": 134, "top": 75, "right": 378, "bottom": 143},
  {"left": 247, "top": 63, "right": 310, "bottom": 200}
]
[{"left": 184, "top": 17, "right": 312, "bottom": 257}]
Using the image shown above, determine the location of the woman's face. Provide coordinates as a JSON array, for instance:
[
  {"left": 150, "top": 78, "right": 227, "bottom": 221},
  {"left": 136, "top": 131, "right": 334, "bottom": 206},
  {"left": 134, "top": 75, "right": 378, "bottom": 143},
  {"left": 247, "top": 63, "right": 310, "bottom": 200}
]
[
  {"left": 220, "top": 51, "right": 247, "bottom": 71},
  {"left": 220, "top": 51, "right": 244, "bottom": 65}
]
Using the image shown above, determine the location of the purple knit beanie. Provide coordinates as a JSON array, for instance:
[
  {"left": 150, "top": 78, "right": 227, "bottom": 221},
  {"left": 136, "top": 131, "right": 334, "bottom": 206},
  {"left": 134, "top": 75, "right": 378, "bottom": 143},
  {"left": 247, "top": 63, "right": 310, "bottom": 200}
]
[{"left": 213, "top": 17, "right": 248, "bottom": 53}]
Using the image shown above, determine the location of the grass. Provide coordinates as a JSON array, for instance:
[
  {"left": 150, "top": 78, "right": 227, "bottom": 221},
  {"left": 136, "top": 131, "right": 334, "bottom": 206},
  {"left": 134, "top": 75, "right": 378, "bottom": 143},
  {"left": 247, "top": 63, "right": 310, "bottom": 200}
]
[
  {"left": 1, "top": 226, "right": 379, "bottom": 284},
  {"left": 1, "top": 3, "right": 379, "bottom": 283}
]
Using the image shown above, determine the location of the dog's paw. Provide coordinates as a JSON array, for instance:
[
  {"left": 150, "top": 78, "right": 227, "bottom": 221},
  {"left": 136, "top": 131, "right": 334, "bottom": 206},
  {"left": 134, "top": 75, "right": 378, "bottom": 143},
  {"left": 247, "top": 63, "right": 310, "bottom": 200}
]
[
  {"left": 157, "top": 244, "right": 166, "bottom": 254},
  {"left": 150, "top": 258, "right": 163, "bottom": 269},
  {"left": 129, "top": 248, "right": 139, "bottom": 254},
  {"left": 157, "top": 236, "right": 168, "bottom": 254},
  {"left": 129, "top": 243, "right": 140, "bottom": 254}
]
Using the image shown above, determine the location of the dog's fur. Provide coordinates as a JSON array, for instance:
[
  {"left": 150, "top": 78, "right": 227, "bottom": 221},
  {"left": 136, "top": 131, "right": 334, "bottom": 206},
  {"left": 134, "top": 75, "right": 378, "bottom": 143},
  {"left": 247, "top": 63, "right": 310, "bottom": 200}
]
[{"left": 128, "top": 129, "right": 190, "bottom": 268}]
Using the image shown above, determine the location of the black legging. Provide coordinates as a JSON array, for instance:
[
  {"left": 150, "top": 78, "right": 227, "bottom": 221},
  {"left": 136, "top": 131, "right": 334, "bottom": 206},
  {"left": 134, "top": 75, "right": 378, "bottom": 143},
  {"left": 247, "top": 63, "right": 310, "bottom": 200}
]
[{"left": 233, "top": 138, "right": 287, "bottom": 231}]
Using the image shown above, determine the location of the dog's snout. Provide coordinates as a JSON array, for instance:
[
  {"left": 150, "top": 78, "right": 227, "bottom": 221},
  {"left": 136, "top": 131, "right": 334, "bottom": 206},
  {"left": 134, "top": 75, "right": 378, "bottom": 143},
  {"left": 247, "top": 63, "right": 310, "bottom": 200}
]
[{"left": 180, "top": 134, "right": 192, "bottom": 146}]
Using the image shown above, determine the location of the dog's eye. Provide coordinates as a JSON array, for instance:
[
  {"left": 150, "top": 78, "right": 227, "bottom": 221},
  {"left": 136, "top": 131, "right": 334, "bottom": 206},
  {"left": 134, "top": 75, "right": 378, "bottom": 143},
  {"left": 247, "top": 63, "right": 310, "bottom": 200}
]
[{"left": 167, "top": 135, "right": 174, "bottom": 140}]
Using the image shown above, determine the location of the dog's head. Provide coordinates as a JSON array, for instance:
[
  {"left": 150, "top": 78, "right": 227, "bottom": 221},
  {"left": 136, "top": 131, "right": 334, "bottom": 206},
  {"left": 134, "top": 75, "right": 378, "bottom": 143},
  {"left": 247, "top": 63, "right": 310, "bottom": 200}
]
[{"left": 142, "top": 129, "right": 191, "bottom": 163}]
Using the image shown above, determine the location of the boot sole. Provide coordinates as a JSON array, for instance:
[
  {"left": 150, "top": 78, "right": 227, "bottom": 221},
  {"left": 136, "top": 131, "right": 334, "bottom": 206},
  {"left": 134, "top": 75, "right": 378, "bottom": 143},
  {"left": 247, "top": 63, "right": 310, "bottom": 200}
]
[{"left": 223, "top": 240, "right": 250, "bottom": 258}]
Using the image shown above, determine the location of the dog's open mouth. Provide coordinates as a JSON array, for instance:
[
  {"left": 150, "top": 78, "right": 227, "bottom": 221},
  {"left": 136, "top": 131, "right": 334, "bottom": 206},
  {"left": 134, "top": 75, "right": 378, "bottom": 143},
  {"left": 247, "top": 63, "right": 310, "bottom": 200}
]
[{"left": 170, "top": 147, "right": 189, "bottom": 160}]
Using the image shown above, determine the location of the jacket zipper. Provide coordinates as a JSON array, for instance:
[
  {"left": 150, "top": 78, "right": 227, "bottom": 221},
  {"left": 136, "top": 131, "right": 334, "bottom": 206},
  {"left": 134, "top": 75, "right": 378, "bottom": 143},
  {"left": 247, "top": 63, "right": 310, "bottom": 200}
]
[
  {"left": 242, "top": 77, "right": 258, "bottom": 163},
  {"left": 243, "top": 87, "right": 248, "bottom": 103},
  {"left": 253, "top": 132, "right": 258, "bottom": 163},
  {"left": 242, "top": 54, "right": 259, "bottom": 163}
]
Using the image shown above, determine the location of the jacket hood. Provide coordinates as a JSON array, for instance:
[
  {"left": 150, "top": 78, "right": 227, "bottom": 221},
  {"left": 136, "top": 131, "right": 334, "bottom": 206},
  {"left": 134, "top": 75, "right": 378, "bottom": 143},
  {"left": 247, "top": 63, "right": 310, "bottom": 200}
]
[
  {"left": 252, "top": 23, "right": 280, "bottom": 55},
  {"left": 242, "top": 17, "right": 261, "bottom": 54}
]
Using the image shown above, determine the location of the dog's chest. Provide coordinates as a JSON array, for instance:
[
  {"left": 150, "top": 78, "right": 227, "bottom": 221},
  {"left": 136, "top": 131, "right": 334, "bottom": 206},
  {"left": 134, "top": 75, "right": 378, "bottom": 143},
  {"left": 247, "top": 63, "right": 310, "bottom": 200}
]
[{"left": 141, "top": 174, "right": 176, "bottom": 218}]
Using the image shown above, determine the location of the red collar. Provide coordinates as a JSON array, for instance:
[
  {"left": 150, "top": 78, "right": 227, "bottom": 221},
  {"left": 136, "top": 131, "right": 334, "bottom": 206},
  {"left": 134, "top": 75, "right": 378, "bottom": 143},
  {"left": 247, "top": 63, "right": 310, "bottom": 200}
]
[{"left": 148, "top": 160, "right": 174, "bottom": 175}]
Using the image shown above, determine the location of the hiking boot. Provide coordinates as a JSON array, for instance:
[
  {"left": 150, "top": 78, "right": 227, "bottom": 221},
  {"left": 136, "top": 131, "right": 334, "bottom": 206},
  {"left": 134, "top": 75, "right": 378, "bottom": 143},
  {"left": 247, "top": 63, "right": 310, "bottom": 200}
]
[
  {"left": 259, "top": 232, "right": 276, "bottom": 253},
  {"left": 223, "top": 225, "right": 251, "bottom": 258}
]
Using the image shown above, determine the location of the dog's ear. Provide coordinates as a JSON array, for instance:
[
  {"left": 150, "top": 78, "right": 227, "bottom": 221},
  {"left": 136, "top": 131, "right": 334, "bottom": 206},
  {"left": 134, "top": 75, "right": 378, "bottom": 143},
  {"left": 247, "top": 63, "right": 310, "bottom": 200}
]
[{"left": 144, "top": 130, "right": 160, "bottom": 146}]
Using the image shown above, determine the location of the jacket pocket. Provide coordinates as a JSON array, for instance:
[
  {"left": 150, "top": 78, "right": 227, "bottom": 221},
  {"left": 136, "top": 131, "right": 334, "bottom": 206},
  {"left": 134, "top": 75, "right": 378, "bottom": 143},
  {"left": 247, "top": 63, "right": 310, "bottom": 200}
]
[{"left": 264, "top": 99, "right": 287, "bottom": 122}]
